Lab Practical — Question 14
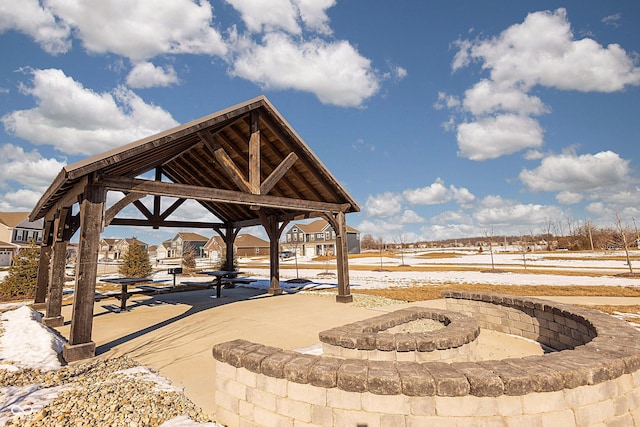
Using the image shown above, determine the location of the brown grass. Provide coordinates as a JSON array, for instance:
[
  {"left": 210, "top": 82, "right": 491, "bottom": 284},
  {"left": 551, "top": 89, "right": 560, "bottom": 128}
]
[{"left": 351, "top": 283, "right": 640, "bottom": 302}]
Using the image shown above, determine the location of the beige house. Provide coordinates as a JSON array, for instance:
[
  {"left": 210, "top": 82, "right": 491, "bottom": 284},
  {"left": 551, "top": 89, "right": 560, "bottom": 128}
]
[
  {"left": 0, "top": 212, "right": 43, "bottom": 266},
  {"left": 204, "top": 233, "right": 270, "bottom": 260},
  {"left": 98, "top": 237, "right": 148, "bottom": 260},
  {"left": 163, "top": 232, "right": 209, "bottom": 259},
  {"left": 283, "top": 219, "right": 360, "bottom": 257}
]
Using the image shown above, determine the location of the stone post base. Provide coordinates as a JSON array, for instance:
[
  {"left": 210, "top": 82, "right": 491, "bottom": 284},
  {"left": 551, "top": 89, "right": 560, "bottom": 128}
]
[
  {"left": 63, "top": 341, "right": 96, "bottom": 362},
  {"left": 42, "top": 316, "right": 64, "bottom": 327},
  {"left": 268, "top": 287, "right": 283, "bottom": 295},
  {"left": 336, "top": 294, "right": 353, "bottom": 303},
  {"left": 30, "top": 302, "right": 47, "bottom": 310}
]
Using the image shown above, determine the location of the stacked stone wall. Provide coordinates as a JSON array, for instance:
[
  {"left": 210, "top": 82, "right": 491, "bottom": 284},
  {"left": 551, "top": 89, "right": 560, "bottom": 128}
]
[{"left": 212, "top": 291, "right": 640, "bottom": 426}]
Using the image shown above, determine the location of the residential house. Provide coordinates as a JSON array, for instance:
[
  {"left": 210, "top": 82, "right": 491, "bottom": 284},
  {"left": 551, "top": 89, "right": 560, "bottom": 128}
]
[
  {"left": 98, "top": 238, "right": 119, "bottom": 261},
  {"left": 147, "top": 245, "right": 158, "bottom": 259},
  {"left": 98, "top": 237, "right": 148, "bottom": 260},
  {"left": 204, "top": 233, "right": 270, "bottom": 261},
  {"left": 0, "top": 212, "right": 43, "bottom": 266},
  {"left": 114, "top": 238, "right": 148, "bottom": 259},
  {"left": 164, "top": 232, "right": 209, "bottom": 259},
  {"left": 283, "top": 219, "right": 360, "bottom": 257},
  {"left": 155, "top": 242, "right": 171, "bottom": 261}
]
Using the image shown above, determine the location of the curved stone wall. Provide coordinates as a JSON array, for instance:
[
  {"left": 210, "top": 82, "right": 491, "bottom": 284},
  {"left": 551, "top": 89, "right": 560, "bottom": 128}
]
[
  {"left": 319, "top": 307, "right": 481, "bottom": 361},
  {"left": 212, "top": 291, "right": 640, "bottom": 426}
]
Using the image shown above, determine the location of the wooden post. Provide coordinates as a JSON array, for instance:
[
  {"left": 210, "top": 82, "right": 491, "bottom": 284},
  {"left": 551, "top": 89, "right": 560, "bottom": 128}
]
[
  {"left": 33, "top": 220, "right": 54, "bottom": 307},
  {"left": 223, "top": 225, "right": 239, "bottom": 271},
  {"left": 334, "top": 211, "right": 352, "bottom": 303},
  {"left": 260, "top": 213, "right": 287, "bottom": 295},
  {"left": 63, "top": 184, "right": 104, "bottom": 362},
  {"left": 43, "top": 209, "right": 71, "bottom": 327}
]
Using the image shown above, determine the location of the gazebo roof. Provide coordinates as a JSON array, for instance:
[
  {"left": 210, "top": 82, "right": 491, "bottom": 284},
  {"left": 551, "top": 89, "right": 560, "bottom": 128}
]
[{"left": 30, "top": 96, "right": 359, "bottom": 228}]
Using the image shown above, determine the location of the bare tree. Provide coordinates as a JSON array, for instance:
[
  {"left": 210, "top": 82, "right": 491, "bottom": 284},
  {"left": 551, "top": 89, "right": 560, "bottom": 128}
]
[
  {"left": 484, "top": 226, "right": 496, "bottom": 271},
  {"left": 615, "top": 213, "right": 634, "bottom": 274},
  {"left": 519, "top": 233, "right": 528, "bottom": 270},
  {"left": 393, "top": 234, "right": 410, "bottom": 266}
]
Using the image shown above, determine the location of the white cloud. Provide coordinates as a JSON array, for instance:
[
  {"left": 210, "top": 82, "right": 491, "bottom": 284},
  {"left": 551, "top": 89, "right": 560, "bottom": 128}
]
[
  {"left": 46, "top": 0, "right": 227, "bottom": 62},
  {"left": 556, "top": 191, "right": 583, "bottom": 205},
  {"left": 227, "top": 0, "right": 335, "bottom": 35},
  {"left": 126, "top": 62, "right": 180, "bottom": 89},
  {"left": 462, "top": 8, "right": 640, "bottom": 92},
  {"left": 0, "top": 189, "right": 44, "bottom": 210},
  {"left": 356, "top": 219, "right": 404, "bottom": 238},
  {"left": 227, "top": 0, "right": 301, "bottom": 34},
  {"left": 229, "top": 32, "right": 380, "bottom": 107},
  {"left": 295, "top": 0, "right": 335, "bottom": 35},
  {"left": 463, "top": 80, "right": 549, "bottom": 116},
  {"left": 421, "top": 223, "right": 478, "bottom": 242},
  {"left": 396, "top": 210, "right": 425, "bottom": 224},
  {"left": 403, "top": 179, "right": 449, "bottom": 205},
  {"left": 429, "top": 210, "right": 473, "bottom": 226},
  {"left": 519, "top": 150, "right": 630, "bottom": 192},
  {"left": 448, "top": 8, "right": 640, "bottom": 161},
  {"left": 364, "top": 192, "right": 403, "bottom": 217},
  {"left": 1, "top": 69, "right": 179, "bottom": 156},
  {"left": 434, "top": 92, "right": 460, "bottom": 110},
  {"left": 602, "top": 13, "right": 621, "bottom": 28},
  {"left": 473, "top": 201, "right": 564, "bottom": 229},
  {"left": 457, "top": 114, "right": 544, "bottom": 161},
  {"left": 403, "top": 178, "right": 475, "bottom": 206},
  {"left": 0, "top": 144, "right": 65, "bottom": 191},
  {"left": 0, "top": 0, "right": 70, "bottom": 54}
]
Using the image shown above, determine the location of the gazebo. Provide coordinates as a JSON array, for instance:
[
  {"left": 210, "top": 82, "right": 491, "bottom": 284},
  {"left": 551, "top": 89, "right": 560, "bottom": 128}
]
[{"left": 29, "top": 96, "right": 360, "bottom": 362}]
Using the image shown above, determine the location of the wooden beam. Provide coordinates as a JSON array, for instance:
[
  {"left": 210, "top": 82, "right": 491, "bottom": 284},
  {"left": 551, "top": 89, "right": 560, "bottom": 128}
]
[
  {"left": 249, "top": 110, "right": 260, "bottom": 194},
  {"left": 261, "top": 152, "right": 298, "bottom": 195},
  {"left": 133, "top": 199, "right": 153, "bottom": 219},
  {"left": 100, "top": 175, "right": 351, "bottom": 214},
  {"left": 45, "top": 176, "right": 88, "bottom": 220},
  {"left": 104, "top": 193, "right": 145, "bottom": 225},
  {"left": 109, "top": 218, "right": 224, "bottom": 228},
  {"left": 160, "top": 198, "right": 186, "bottom": 220},
  {"left": 198, "top": 131, "right": 251, "bottom": 193}
]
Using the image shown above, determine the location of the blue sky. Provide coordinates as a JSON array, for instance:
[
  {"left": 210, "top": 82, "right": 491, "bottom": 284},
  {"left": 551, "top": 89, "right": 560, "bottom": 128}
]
[{"left": 0, "top": 1, "right": 639, "bottom": 245}]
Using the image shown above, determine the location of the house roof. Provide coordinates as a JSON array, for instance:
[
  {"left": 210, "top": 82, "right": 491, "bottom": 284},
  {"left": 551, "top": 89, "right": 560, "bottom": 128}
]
[
  {"left": 118, "top": 237, "right": 148, "bottom": 246},
  {"left": 30, "top": 96, "right": 360, "bottom": 229},
  {"left": 235, "top": 233, "right": 269, "bottom": 248},
  {"left": 0, "top": 240, "right": 14, "bottom": 248},
  {"left": 290, "top": 219, "right": 359, "bottom": 234},
  {"left": 0, "top": 212, "right": 30, "bottom": 228},
  {"left": 204, "top": 233, "right": 268, "bottom": 249},
  {"left": 204, "top": 235, "right": 225, "bottom": 250},
  {"left": 172, "top": 232, "right": 209, "bottom": 242}
]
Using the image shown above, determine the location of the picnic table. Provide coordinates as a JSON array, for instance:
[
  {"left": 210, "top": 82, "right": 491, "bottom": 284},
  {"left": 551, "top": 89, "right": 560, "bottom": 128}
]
[
  {"left": 192, "top": 270, "right": 254, "bottom": 298},
  {"left": 98, "top": 277, "right": 153, "bottom": 311}
]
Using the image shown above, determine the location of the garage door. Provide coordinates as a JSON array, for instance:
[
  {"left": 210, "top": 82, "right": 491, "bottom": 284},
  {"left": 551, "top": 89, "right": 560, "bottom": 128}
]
[{"left": 0, "top": 250, "right": 12, "bottom": 267}]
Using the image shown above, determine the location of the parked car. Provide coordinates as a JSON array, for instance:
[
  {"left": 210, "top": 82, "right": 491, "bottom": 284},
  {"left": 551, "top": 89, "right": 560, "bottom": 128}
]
[{"left": 279, "top": 251, "right": 294, "bottom": 260}]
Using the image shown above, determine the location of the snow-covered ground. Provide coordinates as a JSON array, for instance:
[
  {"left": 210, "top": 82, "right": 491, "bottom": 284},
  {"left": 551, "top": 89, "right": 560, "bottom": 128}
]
[{"left": 0, "top": 307, "right": 218, "bottom": 426}]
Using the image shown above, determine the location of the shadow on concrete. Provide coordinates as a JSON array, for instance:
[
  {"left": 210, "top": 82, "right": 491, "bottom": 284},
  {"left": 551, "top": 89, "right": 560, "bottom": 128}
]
[{"left": 95, "top": 286, "right": 272, "bottom": 355}]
